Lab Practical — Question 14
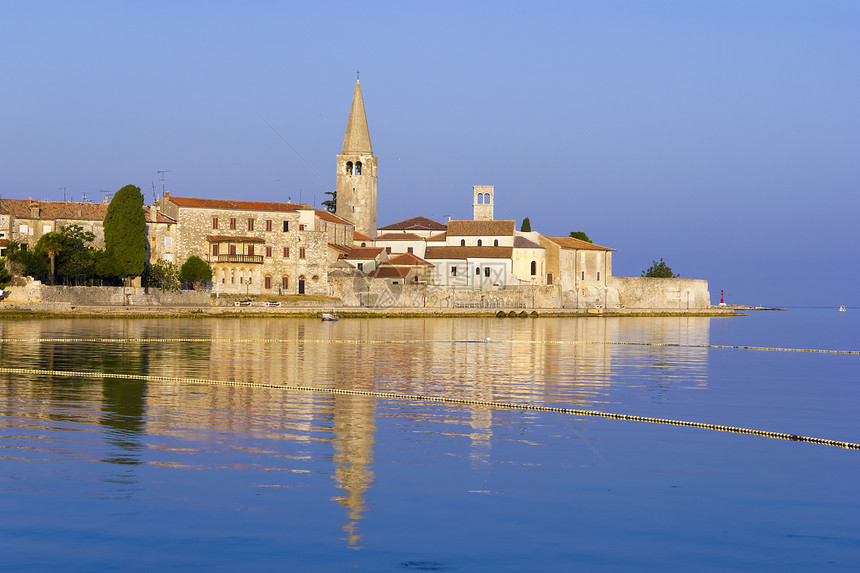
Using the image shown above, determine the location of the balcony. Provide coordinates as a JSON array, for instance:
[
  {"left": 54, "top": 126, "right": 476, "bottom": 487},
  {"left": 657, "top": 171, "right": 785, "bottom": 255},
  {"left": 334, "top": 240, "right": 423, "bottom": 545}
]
[{"left": 216, "top": 254, "right": 264, "bottom": 264}]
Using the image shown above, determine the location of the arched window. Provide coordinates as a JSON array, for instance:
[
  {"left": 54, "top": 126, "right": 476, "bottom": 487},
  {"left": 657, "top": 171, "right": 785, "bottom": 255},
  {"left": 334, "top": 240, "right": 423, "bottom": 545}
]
[
  {"left": 476, "top": 267, "right": 481, "bottom": 275},
  {"left": 361, "top": 242, "right": 366, "bottom": 247},
  {"left": 355, "top": 161, "right": 362, "bottom": 175},
  {"left": 493, "top": 239, "right": 499, "bottom": 247},
  {"left": 346, "top": 161, "right": 353, "bottom": 174},
  {"left": 476, "top": 193, "right": 483, "bottom": 204},
  {"left": 460, "top": 239, "right": 465, "bottom": 246},
  {"left": 530, "top": 261, "right": 537, "bottom": 276},
  {"left": 477, "top": 239, "right": 482, "bottom": 246}
]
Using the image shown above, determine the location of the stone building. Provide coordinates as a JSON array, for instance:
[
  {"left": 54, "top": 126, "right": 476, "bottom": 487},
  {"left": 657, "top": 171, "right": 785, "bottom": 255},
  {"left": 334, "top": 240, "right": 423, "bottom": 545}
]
[
  {"left": 157, "top": 193, "right": 353, "bottom": 296},
  {"left": 539, "top": 235, "right": 617, "bottom": 308},
  {"left": 0, "top": 197, "right": 175, "bottom": 264}
]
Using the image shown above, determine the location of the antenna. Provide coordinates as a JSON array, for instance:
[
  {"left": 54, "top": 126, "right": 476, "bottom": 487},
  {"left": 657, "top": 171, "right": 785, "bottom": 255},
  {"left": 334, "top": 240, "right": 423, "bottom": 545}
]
[
  {"left": 151, "top": 181, "right": 158, "bottom": 203},
  {"left": 81, "top": 192, "right": 89, "bottom": 203},
  {"left": 157, "top": 170, "right": 171, "bottom": 197},
  {"left": 60, "top": 185, "right": 72, "bottom": 202},
  {"left": 100, "top": 189, "right": 113, "bottom": 203}
]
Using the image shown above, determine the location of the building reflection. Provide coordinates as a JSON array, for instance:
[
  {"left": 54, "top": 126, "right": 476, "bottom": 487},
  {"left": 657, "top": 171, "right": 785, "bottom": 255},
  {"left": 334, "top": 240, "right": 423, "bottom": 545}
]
[{"left": 0, "top": 315, "right": 709, "bottom": 548}]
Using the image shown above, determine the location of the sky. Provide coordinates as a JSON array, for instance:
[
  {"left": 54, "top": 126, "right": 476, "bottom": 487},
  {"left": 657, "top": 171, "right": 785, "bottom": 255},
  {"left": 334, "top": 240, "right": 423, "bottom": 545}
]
[{"left": 2, "top": 1, "right": 858, "bottom": 306}]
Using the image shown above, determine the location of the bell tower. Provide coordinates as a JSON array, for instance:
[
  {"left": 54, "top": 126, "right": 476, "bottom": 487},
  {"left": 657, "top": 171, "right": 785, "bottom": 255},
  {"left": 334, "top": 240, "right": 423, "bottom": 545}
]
[{"left": 336, "top": 79, "right": 378, "bottom": 238}]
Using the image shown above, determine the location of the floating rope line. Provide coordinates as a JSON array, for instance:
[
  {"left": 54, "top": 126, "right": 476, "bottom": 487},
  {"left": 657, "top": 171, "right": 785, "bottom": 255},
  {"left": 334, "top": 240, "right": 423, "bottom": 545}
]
[
  {"left": 1, "top": 366, "right": 857, "bottom": 451},
  {"left": 1, "top": 337, "right": 859, "bottom": 354}
]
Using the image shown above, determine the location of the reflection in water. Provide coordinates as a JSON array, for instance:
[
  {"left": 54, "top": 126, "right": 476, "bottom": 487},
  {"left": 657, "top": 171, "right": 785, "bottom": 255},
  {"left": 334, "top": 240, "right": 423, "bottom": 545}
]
[{"left": 0, "top": 316, "right": 710, "bottom": 548}]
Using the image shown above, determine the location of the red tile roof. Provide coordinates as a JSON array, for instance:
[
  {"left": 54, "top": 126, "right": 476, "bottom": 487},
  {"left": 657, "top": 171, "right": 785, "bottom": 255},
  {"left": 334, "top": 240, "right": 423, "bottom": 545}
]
[
  {"left": 513, "top": 236, "right": 544, "bottom": 249},
  {"left": 1, "top": 199, "right": 108, "bottom": 221},
  {"left": 446, "top": 220, "right": 516, "bottom": 237},
  {"left": 341, "top": 246, "right": 385, "bottom": 259},
  {"left": 543, "top": 236, "right": 614, "bottom": 251},
  {"left": 376, "top": 232, "right": 424, "bottom": 241},
  {"left": 387, "top": 252, "right": 434, "bottom": 267},
  {"left": 378, "top": 216, "right": 447, "bottom": 231},
  {"left": 353, "top": 231, "right": 373, "bottom": 242},
  {"left": 369, "top": 265, "right": 410, "bottom": 279},
  {"left": 427, "top": 232, "right": 447, "bottom": 242},
  {"left": 424, "top": 246, "right": 513, "bottom": 260},
  {"left": 328, "top": 243, "right": 351, "bottom": 255},
  {"left": 168, "top": 196, "right": 313, "bottom": 213},
  {"left": 316, "top": 210, "right": 351, "bottom": 225},
  {"left": 206, "top": 235, "right": 266, "bottom": 243}
]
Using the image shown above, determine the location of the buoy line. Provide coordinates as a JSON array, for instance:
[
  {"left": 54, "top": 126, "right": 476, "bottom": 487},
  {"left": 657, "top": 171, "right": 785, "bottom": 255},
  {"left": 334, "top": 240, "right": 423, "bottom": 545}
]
[
  {"left": 1, "top": 366, "right": 857, "bottom": 451},
  {"left": 1, "top": 337, "right": 858, "bottom": 355}
]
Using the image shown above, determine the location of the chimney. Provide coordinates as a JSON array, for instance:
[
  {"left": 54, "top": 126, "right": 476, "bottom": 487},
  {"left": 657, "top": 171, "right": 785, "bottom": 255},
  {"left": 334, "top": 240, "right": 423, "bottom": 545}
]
[{"left": 149, "top": 205, "right": 157, "bottom": 222}]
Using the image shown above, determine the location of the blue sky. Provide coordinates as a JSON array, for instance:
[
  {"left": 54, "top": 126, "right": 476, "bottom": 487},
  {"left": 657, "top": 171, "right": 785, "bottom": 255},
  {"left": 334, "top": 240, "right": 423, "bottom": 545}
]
[{"left": 2, "top": 1, "right": 858, "bottom": 306}]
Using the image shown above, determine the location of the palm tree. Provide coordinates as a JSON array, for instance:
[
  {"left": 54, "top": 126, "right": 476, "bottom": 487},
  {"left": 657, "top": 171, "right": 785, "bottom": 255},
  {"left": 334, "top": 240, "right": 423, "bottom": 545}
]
[{"left": 38, "top": 232, "right": 64, "bottom": 285}]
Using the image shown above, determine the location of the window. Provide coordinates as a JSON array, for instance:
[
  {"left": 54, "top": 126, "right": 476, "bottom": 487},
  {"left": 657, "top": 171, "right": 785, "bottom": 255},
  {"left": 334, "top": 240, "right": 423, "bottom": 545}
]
[
  {"left": 266, "top": 219, "right": 272, "bottom": 232},
  {"left": 248, "top": 219, "right": 254, "bottom": 231},
  {"left": 43, "top": 225, "right": 52, "bottom": 234},
  {"left": 283, "top": 246, "right": 290, "bottom": 258},
  {"left": 164, "top": 253, "right": 173, "bottom": 263},
  {"left": 247, "top": 245, "right": 255, "bottom": 256},
  {"left": 386, "top": 247, "right": 392, "bottom": 254},
  {"left": 485, "top": 267, "right": 490, "bottom": 277},
  {"left": 460, "top": 239, "right": 465, "bottom": 246},
  {"left": 230, "top": 218, "right": 236, "bottom": 230},
  {"left": 264, "top": 276, "right": 272, "bottom": 289},
  {"left": 494, "top": 239, "right": 499, "bottom": 247},
  {"left": 229, "top": 245, "right": 237, "bottom": 255},
  {"left": 476, "top": 267, "right": 481, "bottom": 275},
  {"left": 282, "top": 276, "right": 289, "bottom": 290},
  {"left": 357, "top": 262, "right": 364, "bottom": 271},
  {"left": 299, "top": 247, "right": 306, "bottom": 259},
  {"left": 361, "top": 242, "right": 366, "bottom": 247},
  {"left": 547, "top": 273, "right": 553, "bottom": 285},
  {"left": 266, "top": 246, "right": 272, "bottom": 257},
  {"left": 477, "top": 239, "right": 482, "bottom": 246},
  {"left": 212, "top": 244, "right": 220, "bottom": 256},
  {"left": 19, "top": 224, "right": 29, "bottom": 234},
  {"left": 451, "top": 266, "right": 457, "bottom": 277},
  {"left": 407, "top": 247, "right": 413, "bottom": 254},
  {"left": 531, "top": 261, "right": 537, "bottom": 276},
  {"left": 581, "top": 271, "right": 585, "bottom": 280},
  {"left": 346, "top": 161, "right": 353, "bottom": 174},
  {"left": 283, "top": 221, "right": 289, "bottom": 232},
  {"left": 355, "top": 161, "right": 362, "bottom": 175},
  {"left": 597, "top": 272, "right": 600, "bottom": 281},
  {"left": 299, "top": 224, "right": 306, "bottom": 231},
  {"left": 165, "top": 236, "right": 172, "bottom": 247},
  {"left": 212, "top": 218, "right": 219, "bottom": 230}
]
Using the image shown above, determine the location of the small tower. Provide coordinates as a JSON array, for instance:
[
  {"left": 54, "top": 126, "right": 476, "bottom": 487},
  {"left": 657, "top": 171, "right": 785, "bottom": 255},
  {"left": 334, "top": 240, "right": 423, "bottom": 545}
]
[
  {"left": 472, "top": 185, "right": 494, "bottom": 221},
  {"left": 336, "top": 80, "right": 378, "bottom": 238}
]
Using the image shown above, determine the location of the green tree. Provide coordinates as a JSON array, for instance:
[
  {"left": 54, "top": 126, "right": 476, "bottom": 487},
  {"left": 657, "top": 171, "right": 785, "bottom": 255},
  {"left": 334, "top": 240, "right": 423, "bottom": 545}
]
[
  {"left": 641, "top": 258, "right": 678, "bottom": 278},
  {"left": 55, "top": 224, "right": 97, "bottom": 284},
  {"left": 0, "top": 257, "right": 10, "bottom": 288},
  {"left": 568, "top": 231, "right": 592, "bottom": 243},
  {"left": 321, "top": 190, "right": 336, "bottom": 213},
  {"left": 521, "top": 217, "right": 531, "bottom": 232},
  {"left": 104, "top": 184, "right": 147, "bottom": 285},
  {"left": 144, "top": 259, "right": 181, "bottom": 291},
  {"left": 179, "top": 256, "right": 212, "bottom": 290},
  {"left": 34, "top": 232, "right": 65, "bottom": 285},
  {"left": 6, "top": 240, "right": 49, "bottom": 281}
]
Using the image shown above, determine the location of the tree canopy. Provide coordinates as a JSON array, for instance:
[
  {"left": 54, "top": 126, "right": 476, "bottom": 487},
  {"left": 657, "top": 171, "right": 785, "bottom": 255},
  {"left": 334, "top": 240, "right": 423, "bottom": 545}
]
[
  {"left": 521, "top": 217, "right": 531, "bottom": 232},
  {"left": 321, "top": 190, "right": 336, "bottom": 213},
  {"left": 104, "top": 184, "right": 147, "bottom": 282},
  {"left": 144, "top": 259, "right": 181, "bottom": 291},
  {"left": 179, "top": 256, "right": 212, "bottom": 290},
  {"left": 568, "top": 231, "right": 592, "bottom": 243},
  {"left": 641, "top": 258, "right": 678, "bottom": 278}
]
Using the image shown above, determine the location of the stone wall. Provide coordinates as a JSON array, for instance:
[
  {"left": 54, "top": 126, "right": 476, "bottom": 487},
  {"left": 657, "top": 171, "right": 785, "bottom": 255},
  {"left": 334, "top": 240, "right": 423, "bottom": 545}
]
[
  {"left": 610, "top": 276, "right": 711, "bottom": 309},
  {"left": 2, "top": 283, "right": 210, "bottom": 306}
]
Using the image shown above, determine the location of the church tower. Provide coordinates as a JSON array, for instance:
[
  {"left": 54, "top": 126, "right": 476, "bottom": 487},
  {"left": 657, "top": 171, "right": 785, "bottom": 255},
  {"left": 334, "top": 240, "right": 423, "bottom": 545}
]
[
  {"left": 336, "top": 80, "right": 378, "bottom": 238},
  {"left": 473, "top": 185, "right": 494, "bottom": 220}
]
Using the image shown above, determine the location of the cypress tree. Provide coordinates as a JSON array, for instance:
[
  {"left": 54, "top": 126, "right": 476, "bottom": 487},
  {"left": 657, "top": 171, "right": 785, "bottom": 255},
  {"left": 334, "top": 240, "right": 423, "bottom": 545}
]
[{"left": 104, "top": 184, "right": 147, "bottom": 283}]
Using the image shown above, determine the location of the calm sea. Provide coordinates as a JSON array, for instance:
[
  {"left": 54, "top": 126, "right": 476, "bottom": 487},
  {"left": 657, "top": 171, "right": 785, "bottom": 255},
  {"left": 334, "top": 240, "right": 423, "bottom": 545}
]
[{"left": 1, "top": 309, "right": 858, "bottom": 572}]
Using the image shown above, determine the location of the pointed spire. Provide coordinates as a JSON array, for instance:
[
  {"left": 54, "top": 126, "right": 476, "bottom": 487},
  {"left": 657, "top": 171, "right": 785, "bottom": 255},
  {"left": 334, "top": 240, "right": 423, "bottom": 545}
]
[{"left": 342, "top": 80, "right": 373, "bottom": 155}]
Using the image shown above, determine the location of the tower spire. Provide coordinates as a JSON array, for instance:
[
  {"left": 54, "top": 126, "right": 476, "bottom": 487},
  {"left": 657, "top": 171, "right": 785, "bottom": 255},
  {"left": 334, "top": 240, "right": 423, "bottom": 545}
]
[{"left": 342, "top": 80, "right": 372, "bottom": 155}]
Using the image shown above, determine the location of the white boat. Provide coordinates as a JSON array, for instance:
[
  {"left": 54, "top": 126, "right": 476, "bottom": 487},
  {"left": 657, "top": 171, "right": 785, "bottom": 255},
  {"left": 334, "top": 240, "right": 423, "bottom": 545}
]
[
  {"left": 321, "top": 312, "right": 339, "bottom": 321},
  {"left": 839, "top": 306, "right": 846, "bottom": 312}
]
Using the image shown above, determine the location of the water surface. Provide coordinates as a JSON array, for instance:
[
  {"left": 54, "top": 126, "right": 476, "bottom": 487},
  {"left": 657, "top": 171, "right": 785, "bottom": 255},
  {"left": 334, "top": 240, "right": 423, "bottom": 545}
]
[{"left": 1, "top": 310, "right": 858, "bottom": 571}]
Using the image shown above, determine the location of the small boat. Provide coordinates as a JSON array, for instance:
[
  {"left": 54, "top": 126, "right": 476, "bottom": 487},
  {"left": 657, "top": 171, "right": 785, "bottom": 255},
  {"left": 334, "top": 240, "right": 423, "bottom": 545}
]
[
  {"left": 839, "top": 306, "right": 846, "bottom": 312},
  {"left": 321, "top": 312, "right": 339, "bottom": 322}
]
